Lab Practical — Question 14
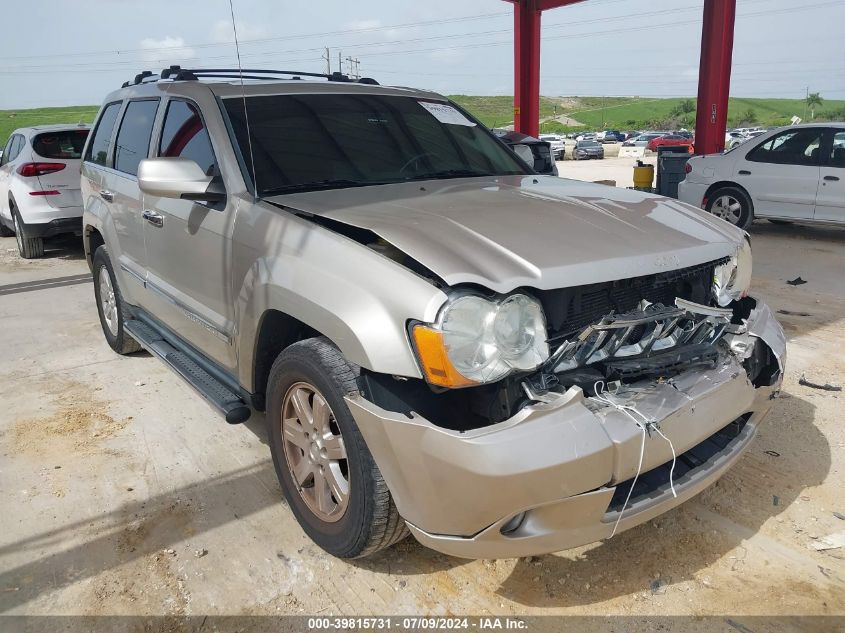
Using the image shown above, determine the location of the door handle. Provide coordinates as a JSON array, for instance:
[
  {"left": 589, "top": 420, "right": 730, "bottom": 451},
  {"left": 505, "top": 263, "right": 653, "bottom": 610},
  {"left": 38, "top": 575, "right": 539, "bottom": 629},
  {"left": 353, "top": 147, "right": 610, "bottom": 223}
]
[
  {"left": 99, "top": 189, "right": 114, "bottom": 202},
  {"left": 824, "top": 175, "right": 840, "bottom": 182},
  {"left": 142, "top": 209, "right": 164, "bottom": 227},
  {"left": 738, "top": 170, "right": 751, "bottom": 175}
]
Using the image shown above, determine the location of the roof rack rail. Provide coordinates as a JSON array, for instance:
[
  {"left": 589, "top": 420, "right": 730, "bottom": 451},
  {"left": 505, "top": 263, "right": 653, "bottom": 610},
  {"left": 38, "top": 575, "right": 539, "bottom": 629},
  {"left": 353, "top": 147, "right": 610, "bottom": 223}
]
[
  {"left": 121, "top": 70, "right": 159, "bottom": 88},
  {"left": 155, "top": 65, "right": 379, "bottom": 85}
]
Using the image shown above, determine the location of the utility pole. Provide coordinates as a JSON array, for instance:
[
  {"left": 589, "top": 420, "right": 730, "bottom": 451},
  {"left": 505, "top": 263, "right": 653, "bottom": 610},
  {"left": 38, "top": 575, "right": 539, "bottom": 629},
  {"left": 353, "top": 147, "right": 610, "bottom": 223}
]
[
  {"left": 804, "top": 86, "right": 809, "bottom": 121},
  {"left": 322, "top": 47, "right": 331, "bottom": 74},
  {"left": 601, "top": 95, "right": 605, "bottom": 129},
  {"left": 345, "top": 56, "right": 360, "bottom": 80},
  {"left": 338, "top": 50, "right": 343, "bottom": 75}
]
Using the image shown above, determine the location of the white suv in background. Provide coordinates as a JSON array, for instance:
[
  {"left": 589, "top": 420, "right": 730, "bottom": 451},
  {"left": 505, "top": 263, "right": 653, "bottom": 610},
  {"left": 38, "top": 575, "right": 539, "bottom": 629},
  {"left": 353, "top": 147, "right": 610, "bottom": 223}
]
[
  {"left": 538, "top": 134, "right": 565, "bottom": 159},
  {"left": 0, "top": 124, "right": 90, "bottom": 258},
  {"left": 679, "top": 124, "right": 845, "bottom": 229}
]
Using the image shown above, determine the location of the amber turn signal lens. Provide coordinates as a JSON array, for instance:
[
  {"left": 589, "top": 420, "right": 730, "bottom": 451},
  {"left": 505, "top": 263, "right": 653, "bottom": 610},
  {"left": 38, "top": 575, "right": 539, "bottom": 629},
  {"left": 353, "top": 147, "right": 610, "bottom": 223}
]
[{"left": 411, "top": 325, "right": 477, "bottom": 388}]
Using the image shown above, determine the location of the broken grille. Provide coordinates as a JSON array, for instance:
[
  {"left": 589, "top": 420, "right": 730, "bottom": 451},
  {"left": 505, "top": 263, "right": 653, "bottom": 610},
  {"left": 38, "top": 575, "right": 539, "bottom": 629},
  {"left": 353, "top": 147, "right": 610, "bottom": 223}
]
[
  {"left": 537, "top": 257, "right": 729, "bottom": 343},
  {"left": 547, "top": 298, "right": 733, "bottom": 374}
]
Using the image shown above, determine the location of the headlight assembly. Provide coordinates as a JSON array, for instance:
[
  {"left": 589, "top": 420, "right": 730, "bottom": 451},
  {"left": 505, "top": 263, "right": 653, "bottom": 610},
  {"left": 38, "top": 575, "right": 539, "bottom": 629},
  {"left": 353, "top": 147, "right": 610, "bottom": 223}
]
[
  {"left": 713, "top": 238, "right": 753, "bottom": 307},
  {"left": 412, "top": 293, "right": 549, "bottom": 388}
]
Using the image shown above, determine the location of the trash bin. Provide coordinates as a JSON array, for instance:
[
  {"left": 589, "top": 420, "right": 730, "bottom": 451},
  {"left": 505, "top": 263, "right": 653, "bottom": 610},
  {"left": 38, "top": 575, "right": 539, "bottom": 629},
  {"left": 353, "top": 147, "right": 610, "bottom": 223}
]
[
  {"left": 632, "top": 160, "right": 654, "bottom": 190},
  {"left": 656, "top": 145, "right": 691, "bottom": 199}
]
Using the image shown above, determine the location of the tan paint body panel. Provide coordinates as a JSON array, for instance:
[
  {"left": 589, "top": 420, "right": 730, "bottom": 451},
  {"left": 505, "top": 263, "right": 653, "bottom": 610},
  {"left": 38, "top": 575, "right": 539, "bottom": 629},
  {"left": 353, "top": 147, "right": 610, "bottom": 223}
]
[{"left": 270, "top": 175, "right": 745, "bottom": 294}]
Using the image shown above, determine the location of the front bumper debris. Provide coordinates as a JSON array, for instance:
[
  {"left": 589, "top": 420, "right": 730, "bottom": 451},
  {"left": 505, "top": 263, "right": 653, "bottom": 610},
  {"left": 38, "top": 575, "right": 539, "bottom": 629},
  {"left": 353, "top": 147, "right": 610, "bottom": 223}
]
[{"left": 347, "top": 297, "right": 786, "bottom": 559}]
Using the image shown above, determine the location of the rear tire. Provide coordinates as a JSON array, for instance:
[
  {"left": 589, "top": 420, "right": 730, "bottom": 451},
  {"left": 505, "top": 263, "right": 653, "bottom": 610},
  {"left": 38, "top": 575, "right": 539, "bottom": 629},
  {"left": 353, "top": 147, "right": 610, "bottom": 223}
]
[
  {"left": 92, "top": 245, "right": 142, "bottom": 355},
  {"left": 267, "top": 337, "right": 408, "bottom": 559},
  {"left": 706, "top": 186, "right": 753, "bottom": 230},
  {"left": 12, "top": 207, "right": 44, "bottom": 259}
]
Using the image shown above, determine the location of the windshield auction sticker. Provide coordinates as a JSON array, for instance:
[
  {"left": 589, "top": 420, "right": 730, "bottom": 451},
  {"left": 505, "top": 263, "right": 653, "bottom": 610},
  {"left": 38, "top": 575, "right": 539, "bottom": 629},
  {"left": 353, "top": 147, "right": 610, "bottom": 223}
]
[{"left": 418, "top": 101, "right": 476, "bottom": 127}]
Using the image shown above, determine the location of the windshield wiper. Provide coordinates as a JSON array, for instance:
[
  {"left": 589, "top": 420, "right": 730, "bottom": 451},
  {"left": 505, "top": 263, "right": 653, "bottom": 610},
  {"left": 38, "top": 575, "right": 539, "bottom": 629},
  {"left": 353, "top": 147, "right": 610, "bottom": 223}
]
[
  {"left": 260, "top": 179, "right": 392, "bottom": 196},
  {"left": 405, "top": 169, "right": 496, "bottom": 181}
]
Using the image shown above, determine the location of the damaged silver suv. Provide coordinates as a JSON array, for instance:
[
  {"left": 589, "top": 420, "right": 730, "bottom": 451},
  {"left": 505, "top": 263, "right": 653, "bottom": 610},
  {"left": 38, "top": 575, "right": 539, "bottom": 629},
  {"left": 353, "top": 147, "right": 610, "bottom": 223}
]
[{"left": 81, "top": 67, "right": 786, "bottom": 559}]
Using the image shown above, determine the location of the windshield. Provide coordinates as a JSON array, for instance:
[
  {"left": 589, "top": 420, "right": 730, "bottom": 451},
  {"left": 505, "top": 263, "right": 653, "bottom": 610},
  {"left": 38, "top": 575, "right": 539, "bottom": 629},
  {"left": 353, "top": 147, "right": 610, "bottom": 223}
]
[
  {"left": 577, "top": 141, "right": 600, "bottom": 148},
  {"left": 223, "top": 93, "right": 528, "bottom": 195}
]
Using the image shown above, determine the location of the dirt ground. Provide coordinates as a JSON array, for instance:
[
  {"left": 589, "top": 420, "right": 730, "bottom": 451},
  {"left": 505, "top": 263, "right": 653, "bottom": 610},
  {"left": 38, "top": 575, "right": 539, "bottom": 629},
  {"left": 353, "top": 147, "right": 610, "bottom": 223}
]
[{"left": 0, "top": 192, "right": 843, "bottom": 626}]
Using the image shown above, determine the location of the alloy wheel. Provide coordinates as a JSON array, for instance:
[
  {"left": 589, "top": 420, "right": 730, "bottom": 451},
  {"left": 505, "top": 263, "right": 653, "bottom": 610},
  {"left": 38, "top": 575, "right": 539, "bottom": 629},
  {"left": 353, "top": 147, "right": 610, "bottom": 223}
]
[
  {"left": 13, "top": 213, "right": 23, "bottom": 253},
  {"left": 282, "top": 381, "right": 349, "bottom": 522},
  {"left": 98, "top": 266, "right": 119, "bottom": 336},
  {"left": 711, "top": 194, "right": 743, "bottom": 225}
]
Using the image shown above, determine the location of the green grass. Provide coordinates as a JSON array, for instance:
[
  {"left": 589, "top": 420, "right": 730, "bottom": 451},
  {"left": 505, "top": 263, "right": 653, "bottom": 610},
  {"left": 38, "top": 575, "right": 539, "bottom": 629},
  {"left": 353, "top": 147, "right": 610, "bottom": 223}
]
[
  {"left": 449, "top": 95, "right": 562, "bottom": 128},
  {"left": 447, "top": 96, "right": 845, "bottom": 132},
  {"left": 0, "top": 106, "right": 99, "bottom": 148}
]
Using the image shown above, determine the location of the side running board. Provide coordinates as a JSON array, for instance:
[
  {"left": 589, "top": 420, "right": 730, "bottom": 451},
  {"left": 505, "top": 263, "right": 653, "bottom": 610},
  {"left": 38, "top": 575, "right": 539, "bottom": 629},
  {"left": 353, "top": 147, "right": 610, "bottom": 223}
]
[{"left": 124, "top": 319, "right": 251, "bottom": 424}]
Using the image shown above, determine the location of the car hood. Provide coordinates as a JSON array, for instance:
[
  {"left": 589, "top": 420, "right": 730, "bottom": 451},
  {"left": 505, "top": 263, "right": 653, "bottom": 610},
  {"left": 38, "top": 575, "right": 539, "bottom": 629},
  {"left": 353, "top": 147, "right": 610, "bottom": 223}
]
[{"left": 268, "top": 175, "right": 743, "bottom": 293}]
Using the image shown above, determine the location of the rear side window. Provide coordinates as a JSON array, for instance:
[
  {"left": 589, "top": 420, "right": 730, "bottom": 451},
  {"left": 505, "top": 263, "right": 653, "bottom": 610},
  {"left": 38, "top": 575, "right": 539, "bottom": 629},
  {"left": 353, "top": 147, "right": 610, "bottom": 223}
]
[
  {"left": 85, "top": 103, "right": 122, "bottom": 166},
  {"left": 114, "top": 100, "right": 159, "bottom": 176},
  {"left": 8, "top": 135, "right": 24, "bottom": 162},
  {"left": 747, "top": 128, "right": 822, "bottom": 166},
  {"left": 158, "top": 100, "right": 217, "bottom": 176},
  {"left": 33, "top": 129, "right": 89, "bottom": 159}
]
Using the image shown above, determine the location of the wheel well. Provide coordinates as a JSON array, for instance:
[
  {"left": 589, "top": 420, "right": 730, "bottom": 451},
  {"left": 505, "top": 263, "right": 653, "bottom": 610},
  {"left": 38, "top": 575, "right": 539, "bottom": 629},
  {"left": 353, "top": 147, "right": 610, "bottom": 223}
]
[
  {"left": 84, "top": 226, "right": 105, "bottom": 272},
  {"left": 252, "top": 310, "right": 320, "bottom": 409},
  {"left": 703, "top": 181, "right": 752, "bottom": 210}
]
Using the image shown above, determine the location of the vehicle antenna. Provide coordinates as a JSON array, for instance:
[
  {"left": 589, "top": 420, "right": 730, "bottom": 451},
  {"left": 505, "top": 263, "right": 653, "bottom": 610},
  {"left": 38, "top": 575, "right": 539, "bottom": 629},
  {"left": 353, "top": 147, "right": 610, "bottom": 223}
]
[{"left": 228, "top": 0, "right": 258, "bottom": 200}]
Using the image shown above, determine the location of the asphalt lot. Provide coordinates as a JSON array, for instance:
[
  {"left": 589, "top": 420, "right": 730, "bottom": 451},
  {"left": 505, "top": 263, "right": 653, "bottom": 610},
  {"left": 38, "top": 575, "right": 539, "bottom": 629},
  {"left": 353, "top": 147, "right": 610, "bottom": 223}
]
[{"left": 0, "top": 174, "right": 843, "bottom": 623}]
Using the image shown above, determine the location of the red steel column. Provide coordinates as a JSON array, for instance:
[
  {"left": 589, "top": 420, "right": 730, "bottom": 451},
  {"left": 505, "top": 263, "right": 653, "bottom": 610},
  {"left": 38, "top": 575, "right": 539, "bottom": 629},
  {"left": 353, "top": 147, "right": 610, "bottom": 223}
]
[
  {"left": 514, "top": 1, "right": 541, "bottom": 137},
  {"left": 694, "top": 0, "right": 736, "bottom": 155}
]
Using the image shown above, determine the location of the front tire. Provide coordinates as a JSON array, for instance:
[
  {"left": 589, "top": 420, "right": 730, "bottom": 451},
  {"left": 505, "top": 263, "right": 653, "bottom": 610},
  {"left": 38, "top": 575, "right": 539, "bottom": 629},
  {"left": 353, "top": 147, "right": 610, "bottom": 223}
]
[
  {"left": 706, "top": 186, "right": 753, "bottom": 230},
  {"left": 92, "top": 246, "right": 142, "bottom": 354},
  {"left": 267, "top": 337, "right": 407, "bottom": 559},
  {"left": 12, "top": 207, "right": 44, "bottom": 259}
]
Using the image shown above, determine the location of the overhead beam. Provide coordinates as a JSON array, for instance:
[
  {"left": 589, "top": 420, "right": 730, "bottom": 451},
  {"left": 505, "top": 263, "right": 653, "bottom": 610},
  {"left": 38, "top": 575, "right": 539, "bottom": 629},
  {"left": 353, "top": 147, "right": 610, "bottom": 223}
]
[
  {"left": 535, "top": 0, "right": 587, "bottom": 11},
  {"left": 694, "top": 0, "right": 736, "bottom": 155}
]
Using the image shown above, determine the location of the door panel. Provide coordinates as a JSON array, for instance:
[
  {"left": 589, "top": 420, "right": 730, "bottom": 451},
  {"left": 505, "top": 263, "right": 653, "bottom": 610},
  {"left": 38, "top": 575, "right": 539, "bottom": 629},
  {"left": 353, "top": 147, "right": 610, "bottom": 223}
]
[
  {"left": 815, "top": 130, "right": 845, "bottom": 223},
  {"left": 104, "top": 99, "right": 159, "bottom": 302},
  {"left": 142, "top": 196, "right": 236, "bottom": 368},
  {"left": 141, "top": 98, "right": 235, "bottom": 369},
  {"left": 0, "top": 136, "right": 17, "bottom": 222},
  {"left": 107, "top": 169, "right": 148, "bottom": 297},
  {"left": 741, "top": 127, "right": 823, "bottom": 220}
]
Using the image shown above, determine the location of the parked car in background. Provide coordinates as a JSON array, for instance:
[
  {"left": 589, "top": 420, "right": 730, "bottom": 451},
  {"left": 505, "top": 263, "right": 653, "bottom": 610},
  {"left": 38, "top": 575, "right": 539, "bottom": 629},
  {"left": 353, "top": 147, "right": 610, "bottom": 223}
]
[
  {"left": 679, "top": 124, "right": 845, "bottom": 229},
  {"left": 622, "top": 132, "right": 665, "bottom": 148},
  {"left": 573, "top": 139, "right": 605, "bottom": 159},
  {"left": 600, "top": 130, "right": 623, "bottom": 143},
  {"left": 726, "top": 131, "right": 745, "bottom": 149},
  {"left": 493, "top": 129, "right": 559, "bottom": 175},
  {"left": 538, "top": 133, "right": 565, "bottom": 159},
  {"left": 646, "top": 134, "right": 693, "bottom": 152},
  {"left": 576, "top": 132, "right": 597, "bottom": 142},
  {"left": 0, "top": 124, "right": 90, "bottom": 257}
]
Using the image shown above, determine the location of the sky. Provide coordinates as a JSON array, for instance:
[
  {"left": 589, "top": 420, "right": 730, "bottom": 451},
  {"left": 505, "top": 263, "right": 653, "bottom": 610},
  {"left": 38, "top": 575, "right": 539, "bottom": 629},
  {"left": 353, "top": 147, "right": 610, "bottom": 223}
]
[{"left": 0, "top": 0, "right": 843, "bottom": 109}]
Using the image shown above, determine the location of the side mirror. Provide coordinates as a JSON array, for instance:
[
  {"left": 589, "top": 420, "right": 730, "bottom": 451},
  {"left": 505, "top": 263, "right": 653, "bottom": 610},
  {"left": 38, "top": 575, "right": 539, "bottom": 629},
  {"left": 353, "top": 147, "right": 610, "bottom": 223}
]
[{"left": 138, "top": 157, "right": 225, "bottom": 202}]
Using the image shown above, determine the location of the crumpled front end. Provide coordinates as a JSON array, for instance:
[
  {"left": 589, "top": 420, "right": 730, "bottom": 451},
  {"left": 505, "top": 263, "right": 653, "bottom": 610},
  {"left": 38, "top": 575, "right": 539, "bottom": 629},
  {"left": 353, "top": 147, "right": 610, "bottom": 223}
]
[{"left": 347, "top": 297, "right": 785, "bottom": 559}]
